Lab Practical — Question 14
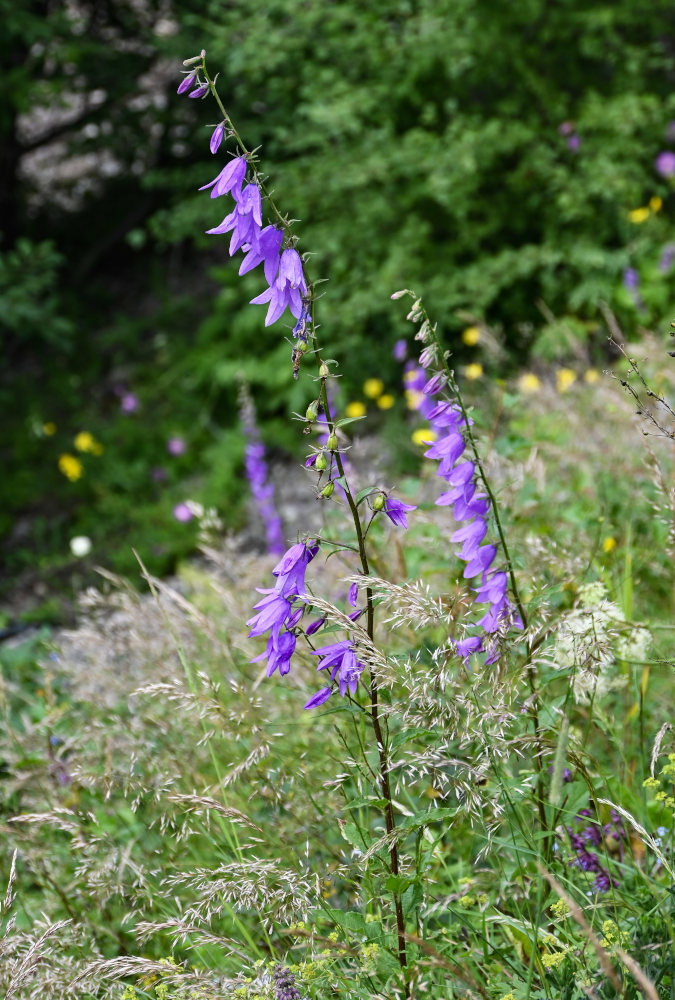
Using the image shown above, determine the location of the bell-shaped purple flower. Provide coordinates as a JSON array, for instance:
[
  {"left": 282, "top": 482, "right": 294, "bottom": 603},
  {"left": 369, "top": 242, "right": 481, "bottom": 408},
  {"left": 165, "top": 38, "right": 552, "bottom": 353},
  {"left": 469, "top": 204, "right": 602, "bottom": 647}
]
[
  {"left": 199, "top": 156, "right": 247, "bottom": 199},
  {"left": 239, "top": 225, "right": 283, "bottom": 285},
  {"left": 383, "top": 497, "right": 417, "bottom": 528},
  {"left": 177, "top": 72, "right": 197, "bottom": 95},
  {"left": 250, "top": 248, "right": 308, "bottom": 326}
]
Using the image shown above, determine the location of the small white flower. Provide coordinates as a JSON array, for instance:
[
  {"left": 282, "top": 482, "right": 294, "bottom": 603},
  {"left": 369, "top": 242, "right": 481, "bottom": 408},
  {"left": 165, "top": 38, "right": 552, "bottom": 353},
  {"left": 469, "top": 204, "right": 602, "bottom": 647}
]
[{"left": 69, "top": 535, "right": 92, "bottom": 557}]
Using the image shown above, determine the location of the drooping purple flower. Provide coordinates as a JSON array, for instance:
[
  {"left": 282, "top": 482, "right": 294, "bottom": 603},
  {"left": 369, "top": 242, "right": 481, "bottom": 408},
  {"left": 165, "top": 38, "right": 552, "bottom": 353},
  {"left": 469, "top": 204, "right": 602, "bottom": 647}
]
[
  {"left": 188, "top": 84, "right": 209, "bottom": 99},
  {"left": 454, "top": 635, "right": 483, "bottom": 663},
  {"left": 655, "top": 151, "right": 675, "bottom": 178},
  {"left": 238, "top": 225, "right": 284, "bottom": 285},
  {"left": 303, "top": 686, "right": 332, "bottom": 710},
  {"left": 210, "top": 123, "right": 225, "bottom": 155},
  {"left": 250, "top": 248, "right": 308, "bottom": 326},
  {"left": 207, "top": 182, "right": 263, "bottom": 255},
  {"left": 199, "top": 156, "right": 247, "bottom": 199},
  {"left": 305, "top": 616, "right": 325, "bottom": 636},
  {"left": 382, "top": 497, "right": 417, "bottom": 528},
  {"left": 348, "top": 582, "right": 358, "bottom": 607},
  {"left": 177, "top": 72, "right": 197, "bottom": 95}
]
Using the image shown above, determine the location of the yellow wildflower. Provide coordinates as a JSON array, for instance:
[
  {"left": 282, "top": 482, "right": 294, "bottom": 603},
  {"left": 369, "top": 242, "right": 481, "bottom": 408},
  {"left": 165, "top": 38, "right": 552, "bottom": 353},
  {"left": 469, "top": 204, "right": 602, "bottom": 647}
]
[
  {"left": 541, "top": 949, "right": 568, "bottom": 970},
  {"left": 377, "top": 393, "right": 395, "bottom": 409},
  {"left": 345, "top": 401, "right": 367, "bottom": 418},
  {"left": 412, "top": 428, "right": 437, "bottom": 446},
  {"left": 42, "top": 421, "right": 57, "bottom": 436},
  {"left": 517, "top": 372, "right": 542, "bottom": 393},
  {"left": 655, "top": 791, "right": 667, "bottom": 802},
  {"left": 458, "top": 894, "right": 475, "bottom": 908},
  {"left": 551, "top": 899, "right": 570, "bottom": 919},
  {"left": 74, "top": 431, "right": 102, "bottom": 454},
  {"left": 58, "top": 454, "right": 83, "bottom": 481},
  {"left": 643, "top": 776, "right": 660, "bottom": 789},
  {"left": 584, "top": 368, "right": 600, "bottom": 384},
  {"left": 405, "top": 389, "right": 424, "bottom": 410},
  {"left": 464, "top": 363, "right": 483, "bottom": 380},
  {"left": 556, "top": 368, "right": 577, "bottom": 392},
  {"left": 628, "top": 207, "right": 650, "bottom": 224},
  {"left": 602, "top": 536, "right": 617, "bottom": 553},
  {"left": 462, "top": 326, "right": 481, "bottom": 346},
  {"left": 498, "top": 994, "right": 518, "bottom": 1000},
  {"left": 403, "top": 369, "right": 420, "bottom": 384},
  {"left": 363, "top": 378, "right": 384, "bottom": 398},
  {"left": 650, "top": 196, "right": 663, "bottom": 213}
]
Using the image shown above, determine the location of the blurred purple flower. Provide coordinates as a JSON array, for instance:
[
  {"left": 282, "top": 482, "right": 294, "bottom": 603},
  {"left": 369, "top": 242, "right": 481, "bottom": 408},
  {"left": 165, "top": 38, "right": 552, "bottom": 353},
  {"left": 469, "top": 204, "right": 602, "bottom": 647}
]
[
  {"left": 622, "top": 267, "right": 640, "bottom": 290},
  {"left": 655, "top": 151, "right": 675, "bottom": 177},
  {"left": 167, "top": 436, "right": 187, "bottom": 456},
  {"left": 173, "top": 502, "right": 193, "bottom": 522},
  {"left": 393, "top": 338, "right": 407, "bottom": 361},
  {"left": 566, "top": 134, "right": 581, "bottom": 151},
  {"left": 558, "top": 121, "right": 574, "bottom": 135},
  {"left": 120, "top": 392, "right": 139, "bottom": 414},
  {"left": 659, "top": 243, "right": 675, "bottom": 273},
  {"left": 151, "top": 466, "right": 168, "bottom": 482}
]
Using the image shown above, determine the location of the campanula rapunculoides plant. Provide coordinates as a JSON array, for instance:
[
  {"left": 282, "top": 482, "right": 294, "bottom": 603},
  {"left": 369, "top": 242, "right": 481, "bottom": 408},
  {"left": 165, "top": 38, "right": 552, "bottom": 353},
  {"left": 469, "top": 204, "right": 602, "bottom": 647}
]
[{"left": 168, "top": 50, "right": 675, "bottom": 1000}]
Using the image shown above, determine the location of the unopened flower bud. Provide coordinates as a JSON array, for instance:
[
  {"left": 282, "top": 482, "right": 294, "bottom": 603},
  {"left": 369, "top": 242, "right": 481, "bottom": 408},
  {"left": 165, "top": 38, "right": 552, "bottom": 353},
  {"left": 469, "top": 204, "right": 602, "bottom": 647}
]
[
  {"left": 373, "top": 494, "right": 385, "bottom": 511},
  {"left": 210, "top": 123, "right": 225, "bottom": 154},
  {"left": 183, "top": 53, "right": 205, "bottom": 66},
  {"left": 297, "top": 339, "right": 309, "bottom": 354},
  {"left": 177, "top": 71, "right": 197, "bottom": 94},
  {"left": 188, "top": 84, "right": 209, "bottom": 99},
  {"left": 320, "top": 481, "right": 335, "bottom": 498},
  {"left": 326, "top": 432, "right": 338, "bottom": 451},
  {"left": 306, "top": 401, "right": 318, "bottom": 421},
  {"left": 319, "top": 361, "right": 330, "bottom": 378},
  {"left": 315, "top": 452, "right": 327, "bottom": 471}
]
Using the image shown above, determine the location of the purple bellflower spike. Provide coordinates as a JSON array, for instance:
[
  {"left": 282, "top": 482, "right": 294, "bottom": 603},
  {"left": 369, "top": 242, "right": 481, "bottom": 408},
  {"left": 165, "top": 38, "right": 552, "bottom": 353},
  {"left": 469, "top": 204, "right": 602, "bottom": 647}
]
[
  {"left": 199, "top": 156, "right": 247, "bottom": 199},
  {"left": 239, "top": 225, "right": 283, "bottom": 285},
  {"left": 383, "top": 497, "right": 417, "bottom": 528},
  {"left": 250, "top": 248, "right": 308, "bottom": 326},
  {"left": 210, "top": 123, "right": 225, "bottom": 154}
]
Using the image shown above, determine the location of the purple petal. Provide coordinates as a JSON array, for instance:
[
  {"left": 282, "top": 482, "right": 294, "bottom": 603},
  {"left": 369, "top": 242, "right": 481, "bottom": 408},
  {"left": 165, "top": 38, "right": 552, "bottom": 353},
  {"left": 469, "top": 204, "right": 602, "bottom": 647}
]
[{"left": 304, "top": 686, "right": 333, "bottom": 710}]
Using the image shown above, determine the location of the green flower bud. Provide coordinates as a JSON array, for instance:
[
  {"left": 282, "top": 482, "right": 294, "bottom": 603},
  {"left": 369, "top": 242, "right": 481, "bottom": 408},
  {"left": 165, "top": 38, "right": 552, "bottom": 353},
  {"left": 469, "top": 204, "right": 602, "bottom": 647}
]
[
  {"left": 326, "top": 432, "right": 338, "bottom": 451},
  {"left": 373, "top": 494, "right": 385, "bottom": 511},
  {"left": 315, "top": 452, "right": 327, "bottom": 471},
  {"left": 297, "top": 339, "right": 310, "bottom": 354},
  {"left": 319, "top": 361, "right": 330, "bottom": 378},
  {"left": 306, "top": 401, "right": 318, "bottom": 421},
  {"left": 320, "top": 481, "right": 335, "bottom": 498}
]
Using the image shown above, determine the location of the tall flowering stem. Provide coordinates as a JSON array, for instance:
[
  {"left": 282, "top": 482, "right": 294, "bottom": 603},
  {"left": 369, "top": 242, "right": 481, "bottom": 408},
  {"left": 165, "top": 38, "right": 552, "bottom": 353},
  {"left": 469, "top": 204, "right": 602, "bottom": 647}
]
[
  {"left": 181, "top": 53, "right": 409, "bottom": 987},
  {"left": 394, "top": 292, "right": 549, "bottom": 849}
]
